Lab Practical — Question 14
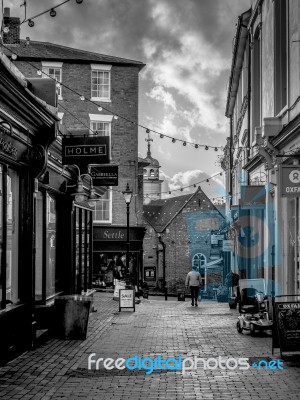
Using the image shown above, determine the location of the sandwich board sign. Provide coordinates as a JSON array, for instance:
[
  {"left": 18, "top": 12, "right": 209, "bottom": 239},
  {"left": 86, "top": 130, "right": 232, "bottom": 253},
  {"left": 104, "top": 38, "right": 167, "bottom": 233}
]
[
  {"left": 274, "top": 301, "right": 300, "bottom": 355},
  {"left": 119, "top": 289, "right": 135, "bottom": 312}
]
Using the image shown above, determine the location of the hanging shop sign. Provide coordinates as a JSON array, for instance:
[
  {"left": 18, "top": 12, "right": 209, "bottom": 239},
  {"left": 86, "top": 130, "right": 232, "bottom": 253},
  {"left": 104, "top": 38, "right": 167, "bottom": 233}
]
[
  {"left": 90, "top": 165, "right": 118, "bottom": 186},
  {"left": 280, "top": 165, "right": 300, "bottom": 197},
  {"left": 274, "top": 302, "right": 300, "bottom": 354},
  {"left": 62, "top": 136, "right": 110, "bottom": 165},
  {"left": 119, "top": 289, "right": 135, "bottom": 312},
  {"left": 240, "top": 185, "right": 266, "bottom": 209}
]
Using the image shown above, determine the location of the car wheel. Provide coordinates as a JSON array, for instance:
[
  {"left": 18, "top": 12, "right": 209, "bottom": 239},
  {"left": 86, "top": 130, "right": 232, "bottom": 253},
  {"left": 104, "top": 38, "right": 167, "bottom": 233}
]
[
  {"left": 250, "top": 323, "right": 256, "bottom": 336},
  {"left": 237, "top": 321, "right": 243, "bottom": 334}
]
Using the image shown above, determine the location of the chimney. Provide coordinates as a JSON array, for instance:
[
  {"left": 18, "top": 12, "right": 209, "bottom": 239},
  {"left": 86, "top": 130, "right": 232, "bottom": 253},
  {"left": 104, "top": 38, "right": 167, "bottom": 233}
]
[{"left": 2, "top": 8, "right": 21, "bottom": 44}]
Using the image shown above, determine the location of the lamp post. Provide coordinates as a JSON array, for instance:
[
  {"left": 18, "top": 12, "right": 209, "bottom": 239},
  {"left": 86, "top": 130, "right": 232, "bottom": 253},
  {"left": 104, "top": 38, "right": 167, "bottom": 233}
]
[{"left": 122, "top": 183, "right": 133, "bottom": 287}]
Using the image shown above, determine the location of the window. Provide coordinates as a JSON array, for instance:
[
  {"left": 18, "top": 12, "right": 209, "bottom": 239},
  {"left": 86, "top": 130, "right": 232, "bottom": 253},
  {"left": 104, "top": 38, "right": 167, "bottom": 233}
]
[
  {"left": 90, "top": 122, "right": 110, "bottom": 136},
  {"left": 274, "top": 0, "right": 287, "bottom": 115},
  {"left": 41, "top": 62, "right": 63, "bottom": 99},
  {"left": 35, "top": 191, "right": 58, "bottom": 302},
  {"left": 93, "top": 190, "right": 111, "bottom": 223},
  {"left": 252, "top": 28, "right": 261, "bottom": 142},
  {"left": 89, "top": 114, "right": 112, "bottom": 158},
  {"left": 0, "top": 166, "right": 19, "bottom": 308},
  {"left": 192, "top": 253, "right": 207, "bottom": 287},
  {"left": 91, "top": 64, "right": 112, "bottom": 101},
  {"left": 150, "top": 169, "right": 155, "bottom": 177},
  {"left": 143, "top": 169, "right": 147, "bottom": 176}
]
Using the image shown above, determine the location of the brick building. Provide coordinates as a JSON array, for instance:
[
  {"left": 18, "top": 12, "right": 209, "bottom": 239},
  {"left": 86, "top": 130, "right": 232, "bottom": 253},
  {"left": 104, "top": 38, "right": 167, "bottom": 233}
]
[{"left": 143, "top": 188, "right": 226, "bottom": 295}]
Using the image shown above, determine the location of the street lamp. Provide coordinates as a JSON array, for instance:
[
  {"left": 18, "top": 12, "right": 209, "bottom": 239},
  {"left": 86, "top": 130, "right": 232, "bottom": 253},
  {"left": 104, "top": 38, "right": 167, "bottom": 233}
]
[{"left": 122, "top": 183, "right": 133, "bottom": 287}]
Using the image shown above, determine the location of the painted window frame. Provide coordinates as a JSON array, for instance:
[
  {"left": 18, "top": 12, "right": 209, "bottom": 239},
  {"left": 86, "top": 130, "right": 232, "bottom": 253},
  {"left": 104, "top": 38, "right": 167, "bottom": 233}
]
[
  {"left": 41, "top": 61, "right": 63, "bottom": 100},
  {"left": 90, "top": 64, "right": 112, "bottom": 102},
  {"left": 93, "top": 189, "right": 112, "bottom": 224}
]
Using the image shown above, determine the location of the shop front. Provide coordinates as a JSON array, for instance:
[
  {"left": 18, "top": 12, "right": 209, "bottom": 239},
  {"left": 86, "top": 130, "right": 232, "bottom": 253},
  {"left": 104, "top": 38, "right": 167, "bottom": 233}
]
[
  {"left": 93, "top": 226, "right": 146, "bottom": 288},
  {"left": 0, "top": 53, "right": 58, "bottom": 364}
]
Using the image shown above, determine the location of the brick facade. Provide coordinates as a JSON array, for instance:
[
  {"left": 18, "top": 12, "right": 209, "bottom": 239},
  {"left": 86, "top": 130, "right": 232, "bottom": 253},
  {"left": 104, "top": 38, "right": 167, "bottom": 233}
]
[{"left": 143, "top": 188, "right": 225, "bottom": 293}]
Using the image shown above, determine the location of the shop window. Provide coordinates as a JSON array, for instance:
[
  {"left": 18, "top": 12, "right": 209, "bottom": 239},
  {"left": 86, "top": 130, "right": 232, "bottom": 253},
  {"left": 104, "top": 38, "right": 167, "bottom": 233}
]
[
  {"left": 0, "top": 166, "right": 19, "bottom": 308},
  {"left": 93, "top": 189, "right": 111, "bottom": 223},
  {"left": 35, "top": 191, "right": 58, "bottom": 303}
]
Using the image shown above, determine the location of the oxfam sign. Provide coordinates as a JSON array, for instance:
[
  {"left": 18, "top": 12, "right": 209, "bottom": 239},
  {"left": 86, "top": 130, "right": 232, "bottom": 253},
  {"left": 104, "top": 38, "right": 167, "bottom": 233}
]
[{"left": 280, "top": 165, "right": 300, "bottom": 197}]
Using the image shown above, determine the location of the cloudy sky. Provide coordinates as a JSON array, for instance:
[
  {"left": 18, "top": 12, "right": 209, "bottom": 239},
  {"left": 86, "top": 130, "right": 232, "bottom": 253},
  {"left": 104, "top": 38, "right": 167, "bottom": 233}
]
[{"left": 4, "top": 0, "right": 251, "bottom": 200}]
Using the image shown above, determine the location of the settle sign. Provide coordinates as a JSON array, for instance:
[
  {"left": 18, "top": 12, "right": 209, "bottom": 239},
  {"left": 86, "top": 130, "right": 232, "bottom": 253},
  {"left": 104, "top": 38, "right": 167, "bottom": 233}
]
[
  {"left": 280, "top": 165, "right": 300, "bottom": 197},
  {"left": 90, "top": 165, "right": 118, "bottom": 186},
  {"left": 62, "top": 136, "right": 110, "bottom": 165}
]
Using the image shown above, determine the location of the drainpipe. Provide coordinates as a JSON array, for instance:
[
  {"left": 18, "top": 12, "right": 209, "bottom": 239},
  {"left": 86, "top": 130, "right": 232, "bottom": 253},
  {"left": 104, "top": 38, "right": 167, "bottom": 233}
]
[
  {"left": 158, "top": 234, "right": 167, "bottom": 301},
  {"left": 229, "top": 117, "right": 233, "bottom": 209},
  {"left": 247, "top": 29, "right": 252, "bottom": 185}
]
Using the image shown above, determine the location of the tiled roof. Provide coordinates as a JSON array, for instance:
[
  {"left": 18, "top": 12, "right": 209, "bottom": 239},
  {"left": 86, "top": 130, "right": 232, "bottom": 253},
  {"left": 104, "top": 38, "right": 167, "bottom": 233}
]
[
  {"left": 144, "top": 188, "right": 225, "bottom": 232},
  {"left": 4, "top": 40, "right": 145, "bottom": 69},
  {"left": 144, "top": 193, "right": 194, "bottom": 232}
]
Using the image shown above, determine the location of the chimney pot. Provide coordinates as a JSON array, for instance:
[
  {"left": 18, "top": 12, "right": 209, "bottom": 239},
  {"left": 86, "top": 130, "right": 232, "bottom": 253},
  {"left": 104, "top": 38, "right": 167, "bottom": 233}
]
[
  {"left": 3, "top": 9, "right": 20, "bottom": 44},
  {"left": 4, "top": 7, "right": 10, "bottom": 18}
]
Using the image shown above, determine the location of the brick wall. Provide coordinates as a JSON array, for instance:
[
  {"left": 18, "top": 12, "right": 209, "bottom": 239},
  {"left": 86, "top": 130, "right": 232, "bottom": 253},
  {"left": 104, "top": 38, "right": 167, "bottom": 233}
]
[
  {"left": 143, "top": 190, "right": 225, "bottom": 293},
  {"left": 15, "top": 60, "right": 141, "bottom": 227}
]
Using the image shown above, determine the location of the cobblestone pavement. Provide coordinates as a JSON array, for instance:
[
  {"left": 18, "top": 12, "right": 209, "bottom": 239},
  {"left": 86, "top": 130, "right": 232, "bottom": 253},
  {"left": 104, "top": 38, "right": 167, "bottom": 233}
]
[{"left": 0, "top": 293, "right": 299, "bottom": 400}]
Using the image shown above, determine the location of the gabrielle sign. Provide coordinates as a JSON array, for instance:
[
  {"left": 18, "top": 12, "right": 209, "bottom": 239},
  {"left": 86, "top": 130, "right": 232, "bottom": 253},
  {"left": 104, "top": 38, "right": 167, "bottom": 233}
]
[
  {"left": 90, "top": 165, "right": 118, "bottom": 186},
  {"left": 62, "top": 136, "right": 110, "bottom": 165},
  {"left": 280, "top": 165, "right": 300, "bottom": 197}
]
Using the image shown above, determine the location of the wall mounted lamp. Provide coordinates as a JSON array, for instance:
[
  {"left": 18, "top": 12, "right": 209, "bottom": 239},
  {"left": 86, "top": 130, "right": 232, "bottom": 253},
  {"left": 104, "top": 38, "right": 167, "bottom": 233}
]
[{"left": 65, "top": 165, "right": 101, "bottom": 207}]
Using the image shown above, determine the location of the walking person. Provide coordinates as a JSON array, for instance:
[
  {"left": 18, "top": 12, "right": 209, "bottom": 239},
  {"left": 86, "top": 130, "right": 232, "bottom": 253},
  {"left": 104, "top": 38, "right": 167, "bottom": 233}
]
[{"left": 185, "top": 266, "right": 202, "bottom": 306}]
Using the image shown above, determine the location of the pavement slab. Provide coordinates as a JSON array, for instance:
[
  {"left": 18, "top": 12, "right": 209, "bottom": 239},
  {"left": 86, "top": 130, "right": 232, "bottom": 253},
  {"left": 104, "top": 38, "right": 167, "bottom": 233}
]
[{"left": 0, "top": 293, "right": 299, "bottom": 399}]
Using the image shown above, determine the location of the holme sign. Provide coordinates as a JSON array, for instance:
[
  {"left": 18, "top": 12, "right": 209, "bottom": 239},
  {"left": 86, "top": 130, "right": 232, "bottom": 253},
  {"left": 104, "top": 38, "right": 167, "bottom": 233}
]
[{"left": 62, "top": 136, "right": 110, "bottom": 165}]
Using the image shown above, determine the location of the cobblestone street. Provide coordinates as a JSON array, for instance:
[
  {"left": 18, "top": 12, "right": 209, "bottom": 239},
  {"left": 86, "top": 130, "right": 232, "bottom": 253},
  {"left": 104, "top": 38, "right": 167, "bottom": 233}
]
[{"left": 0, "top": 292, "right": 299, "bottom": 400}]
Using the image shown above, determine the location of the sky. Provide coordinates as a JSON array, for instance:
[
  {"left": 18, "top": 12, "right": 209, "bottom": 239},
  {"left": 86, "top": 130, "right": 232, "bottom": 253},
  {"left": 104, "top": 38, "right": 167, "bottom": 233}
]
[{"left": 3, "top": 0, "right": 251, "bottom": 201}]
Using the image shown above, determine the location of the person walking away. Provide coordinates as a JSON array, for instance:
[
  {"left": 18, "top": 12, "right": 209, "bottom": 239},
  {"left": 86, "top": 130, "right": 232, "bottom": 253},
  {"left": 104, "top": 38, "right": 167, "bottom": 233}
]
[{"left": 185, "top": 266, "right": 202, "bottom": 306}]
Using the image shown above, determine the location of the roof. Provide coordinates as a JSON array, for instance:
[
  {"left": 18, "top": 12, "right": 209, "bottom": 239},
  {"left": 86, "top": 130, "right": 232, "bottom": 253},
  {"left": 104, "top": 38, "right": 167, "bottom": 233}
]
[
  {"left": 4, "top": 40, "right": 146, "bottom": 70},
  {"left": 144, "top": 188, "right": 224, "bottom": 233},
  {"left": 144, "top": 155, "right": 160, "bottom": 167},
  {"left": 225, "top": 8, "right": 251, "bottom": 117}
]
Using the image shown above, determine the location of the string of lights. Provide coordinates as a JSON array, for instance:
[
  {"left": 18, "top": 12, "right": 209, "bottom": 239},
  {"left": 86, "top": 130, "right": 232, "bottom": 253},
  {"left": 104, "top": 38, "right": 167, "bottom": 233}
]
[
  {"left": 0, "top": 42, "right": 239, "bottom": 151},
  {"left": 1, "top": 0, "right": 84, "bottom": 29}
]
